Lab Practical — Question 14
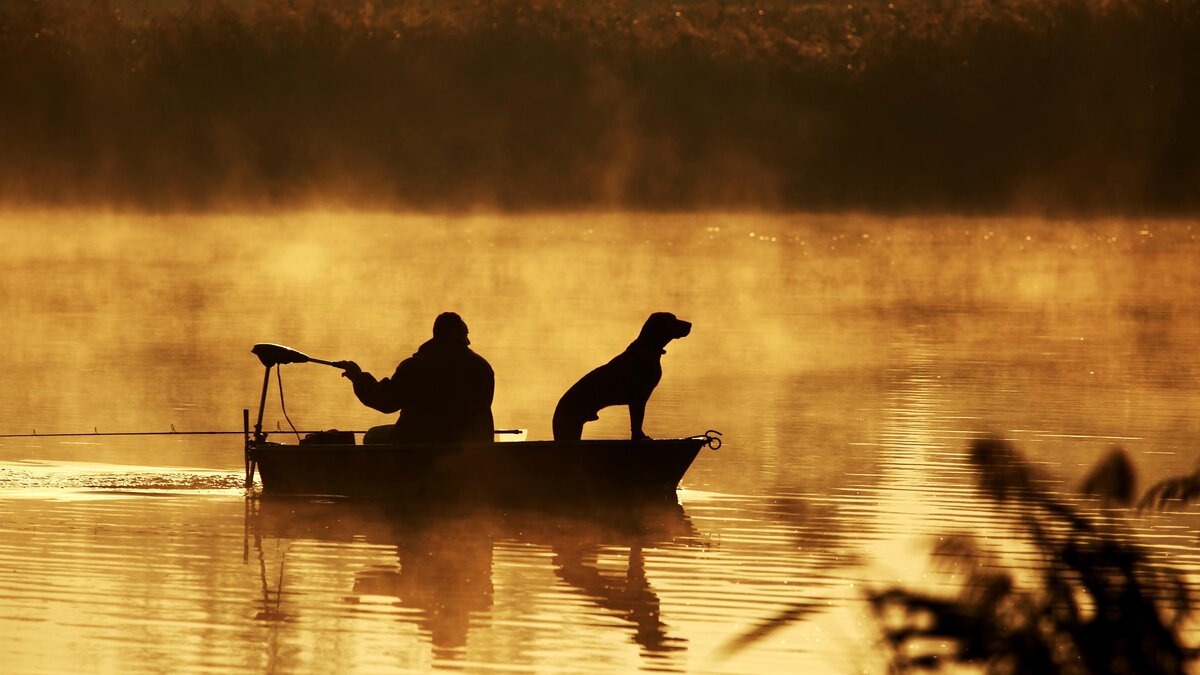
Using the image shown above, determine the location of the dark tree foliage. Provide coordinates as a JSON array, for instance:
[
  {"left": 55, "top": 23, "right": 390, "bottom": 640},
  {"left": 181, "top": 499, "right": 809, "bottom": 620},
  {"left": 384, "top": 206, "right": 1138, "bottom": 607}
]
[{"left": 1, "top": 0, "right": 1198, "bottom": 212}]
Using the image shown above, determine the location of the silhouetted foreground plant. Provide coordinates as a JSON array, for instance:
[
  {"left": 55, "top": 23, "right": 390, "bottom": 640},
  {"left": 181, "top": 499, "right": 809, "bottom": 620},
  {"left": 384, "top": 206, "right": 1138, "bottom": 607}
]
[
  {"left": 871, "top": 439, "right": 1191, "bottom": 674},
  {"left": 723, "top": 439, "right": 1195, "bottom": 674},
  {"left": 1140, "top": 469, "right": 1200, "bottom": 511}
]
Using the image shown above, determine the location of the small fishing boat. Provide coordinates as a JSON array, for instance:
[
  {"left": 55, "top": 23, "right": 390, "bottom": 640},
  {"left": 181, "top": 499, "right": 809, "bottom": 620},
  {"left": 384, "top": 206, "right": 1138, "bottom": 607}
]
[
  {"left": 243, "top": 343, "right": 720, "bottom": 501},
  {"left": 247, "top": 435, "right": 718, "bottom": 500},
  {"left": 249, "top": 483, "right": 700, "bottom": 545}
]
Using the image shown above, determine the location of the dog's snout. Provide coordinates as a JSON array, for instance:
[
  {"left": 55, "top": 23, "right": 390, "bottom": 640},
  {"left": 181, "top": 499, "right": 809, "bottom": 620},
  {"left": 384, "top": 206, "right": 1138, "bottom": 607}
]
[{"left": 676, "top": 320, "right": 692, "bottom": 337}]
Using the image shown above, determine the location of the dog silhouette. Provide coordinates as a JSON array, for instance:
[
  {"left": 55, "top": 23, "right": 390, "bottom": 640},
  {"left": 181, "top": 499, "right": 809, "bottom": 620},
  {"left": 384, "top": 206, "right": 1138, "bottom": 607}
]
[{"left": 553, "top": 313, "right": 692, "bottom": 441}]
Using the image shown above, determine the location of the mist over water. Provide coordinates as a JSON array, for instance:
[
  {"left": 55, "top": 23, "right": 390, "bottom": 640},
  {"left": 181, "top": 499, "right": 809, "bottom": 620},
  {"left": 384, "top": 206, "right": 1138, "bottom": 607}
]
[
  {"left": 3, "top": 0, "right": 1199, "bottom": 213},
  {"left": 1, "top": 213, "right": 1199, "bottom": 672}
]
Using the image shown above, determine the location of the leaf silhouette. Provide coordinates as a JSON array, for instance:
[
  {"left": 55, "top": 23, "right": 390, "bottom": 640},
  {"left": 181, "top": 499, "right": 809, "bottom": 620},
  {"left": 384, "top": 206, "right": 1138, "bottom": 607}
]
[
  {"left": 1080, "top": 446, "right": 1136, "bottom": 506},
  {"left": 1138, "top": 472, "right": 1200, "bottom": 511}
]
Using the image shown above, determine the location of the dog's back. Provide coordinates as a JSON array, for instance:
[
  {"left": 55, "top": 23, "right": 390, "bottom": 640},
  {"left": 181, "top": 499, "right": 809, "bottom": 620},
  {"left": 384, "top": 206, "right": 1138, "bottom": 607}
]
[{"left": 554, "top": 349, "right": 661, "bottom": 423}]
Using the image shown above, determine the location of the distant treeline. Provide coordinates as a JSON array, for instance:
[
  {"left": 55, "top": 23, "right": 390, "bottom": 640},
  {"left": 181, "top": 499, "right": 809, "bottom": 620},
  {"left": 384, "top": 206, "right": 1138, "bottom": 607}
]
[{"left": 1, "top": 0, "right": 1198, "bottom": 213}]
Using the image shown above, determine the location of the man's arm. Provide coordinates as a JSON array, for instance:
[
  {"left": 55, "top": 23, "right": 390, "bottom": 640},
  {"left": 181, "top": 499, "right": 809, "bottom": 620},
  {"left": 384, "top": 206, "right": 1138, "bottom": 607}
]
[{"left": 338, "top": 360, "right": 409, "bottom": 414}]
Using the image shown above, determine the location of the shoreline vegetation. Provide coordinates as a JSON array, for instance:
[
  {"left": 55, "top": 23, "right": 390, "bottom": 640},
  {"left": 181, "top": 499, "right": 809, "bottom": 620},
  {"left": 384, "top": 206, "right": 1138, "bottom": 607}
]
[{"left": 2, "top": 0, "right": 1198, "bottom": 214}]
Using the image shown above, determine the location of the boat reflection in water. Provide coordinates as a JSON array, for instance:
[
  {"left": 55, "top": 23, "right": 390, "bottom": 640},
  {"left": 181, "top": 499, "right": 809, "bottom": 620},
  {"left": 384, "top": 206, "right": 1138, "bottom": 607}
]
[{"left": 246, "top": 495, "right": 700, "bottom": 664}]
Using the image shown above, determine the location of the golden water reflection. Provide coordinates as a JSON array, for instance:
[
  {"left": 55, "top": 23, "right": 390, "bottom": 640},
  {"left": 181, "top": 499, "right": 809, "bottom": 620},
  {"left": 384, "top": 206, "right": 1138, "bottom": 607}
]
[
  {"left": 2, "top": 213, "right": 1200, "bottom": 671},
  {"left": 3, "top": 461, "right": 1200, "bottom": 672},
  {"left": 0, "top": 488, "right": 866, "bottom": 673}
]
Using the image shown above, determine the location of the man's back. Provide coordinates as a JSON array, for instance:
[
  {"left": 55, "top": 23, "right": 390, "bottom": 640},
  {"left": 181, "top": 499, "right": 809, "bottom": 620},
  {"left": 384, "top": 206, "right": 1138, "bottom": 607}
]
[
  {"left": 342, "top": 312, "right": 495, "bottom": 445},
  {"left": 390, "top": 339, "right": 494, "bottom": 443}
]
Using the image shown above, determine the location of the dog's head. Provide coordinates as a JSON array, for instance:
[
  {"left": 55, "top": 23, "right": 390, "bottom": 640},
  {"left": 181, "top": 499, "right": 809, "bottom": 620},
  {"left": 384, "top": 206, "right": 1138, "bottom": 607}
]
[{"left": 638, "top": 312, "right": 692, "bottom": 347}]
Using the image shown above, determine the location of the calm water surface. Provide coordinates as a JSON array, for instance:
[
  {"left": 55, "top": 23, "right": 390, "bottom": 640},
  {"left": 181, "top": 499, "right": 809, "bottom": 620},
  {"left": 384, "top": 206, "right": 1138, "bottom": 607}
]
[{"left": 2, "top": 213, "right": 1200, "bottom": 673}]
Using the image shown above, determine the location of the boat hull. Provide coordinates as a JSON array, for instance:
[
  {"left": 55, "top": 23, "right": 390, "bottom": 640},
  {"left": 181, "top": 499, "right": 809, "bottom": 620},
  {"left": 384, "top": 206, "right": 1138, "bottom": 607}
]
[{"left": 248, "top": 437, "right": 711, "bottom": 501}]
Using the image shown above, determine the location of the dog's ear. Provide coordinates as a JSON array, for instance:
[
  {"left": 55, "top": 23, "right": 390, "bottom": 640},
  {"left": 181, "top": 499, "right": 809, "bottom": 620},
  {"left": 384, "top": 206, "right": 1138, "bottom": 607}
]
[{"left": 642, "top": 313, "right": 672, "bottom": 335}]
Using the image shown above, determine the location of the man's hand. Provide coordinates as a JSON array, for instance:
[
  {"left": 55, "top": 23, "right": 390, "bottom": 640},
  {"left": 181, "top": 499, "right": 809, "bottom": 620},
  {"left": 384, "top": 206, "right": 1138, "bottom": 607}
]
[{"left": 335, "top": 361, "right": 362, "bottom": 378}]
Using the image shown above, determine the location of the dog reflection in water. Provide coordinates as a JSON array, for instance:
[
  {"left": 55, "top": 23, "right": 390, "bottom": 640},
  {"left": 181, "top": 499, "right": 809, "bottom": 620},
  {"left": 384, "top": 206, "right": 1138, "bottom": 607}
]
[
  {"left": 552, "top": 542, "right": 686, "bottom": 655},
  {"left": 553, "top": 312, "right": 692, "bottom": 441}
]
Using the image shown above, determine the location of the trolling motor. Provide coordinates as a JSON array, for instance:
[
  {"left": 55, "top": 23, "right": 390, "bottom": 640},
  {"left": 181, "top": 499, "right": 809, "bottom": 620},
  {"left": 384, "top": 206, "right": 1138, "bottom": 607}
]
[
  {"left": 246, "top": 343, "right": 345, "bottom": 488},
  {"left": 251, "top": 343, "right": 342, "bottom": 369},
  {"left": 250, "top": 343, "right": 345, "bottom": 438}
]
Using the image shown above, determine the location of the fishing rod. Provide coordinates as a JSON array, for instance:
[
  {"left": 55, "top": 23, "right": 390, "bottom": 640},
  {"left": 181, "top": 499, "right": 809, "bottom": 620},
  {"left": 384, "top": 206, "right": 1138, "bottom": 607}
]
[
  {"left": 0, "top": 429, "right": 526, "bottom": 439},
  {"left": 0, "top": 430, "right": 255, "bottom": 438},
  {"left": 0, "top": 429, "right": 358, "bottom": 439}
]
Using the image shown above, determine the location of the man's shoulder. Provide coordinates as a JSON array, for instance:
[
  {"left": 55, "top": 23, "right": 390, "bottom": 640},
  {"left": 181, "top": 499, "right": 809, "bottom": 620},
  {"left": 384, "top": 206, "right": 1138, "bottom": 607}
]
[{"left": 465, "top": 348, "right": 494, "bottom": 372}]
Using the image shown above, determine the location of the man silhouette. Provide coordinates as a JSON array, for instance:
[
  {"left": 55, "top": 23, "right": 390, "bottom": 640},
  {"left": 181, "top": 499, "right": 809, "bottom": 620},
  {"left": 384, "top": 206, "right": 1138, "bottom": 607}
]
[{"left": 337, "top": 312, "right": 494, "bottom": 444}]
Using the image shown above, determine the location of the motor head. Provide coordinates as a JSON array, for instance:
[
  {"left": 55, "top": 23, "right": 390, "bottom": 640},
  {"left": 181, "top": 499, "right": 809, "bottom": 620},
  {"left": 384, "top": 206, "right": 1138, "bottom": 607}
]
[{"left": 252, "top": 343, "right": 312, "bottom": 368}]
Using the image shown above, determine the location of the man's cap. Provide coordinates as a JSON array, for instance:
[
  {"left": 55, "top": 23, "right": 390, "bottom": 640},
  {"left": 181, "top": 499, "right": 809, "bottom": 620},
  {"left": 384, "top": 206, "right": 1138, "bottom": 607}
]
[{"left": 433, "top": 312, "right": 470, "bottom": 344}]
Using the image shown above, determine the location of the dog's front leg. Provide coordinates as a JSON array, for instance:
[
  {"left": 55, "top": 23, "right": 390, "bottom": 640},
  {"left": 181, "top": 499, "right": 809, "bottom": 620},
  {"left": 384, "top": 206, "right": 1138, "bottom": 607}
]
[{"left": 629, "top": 399, "right": 651, "bottom": 440}]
